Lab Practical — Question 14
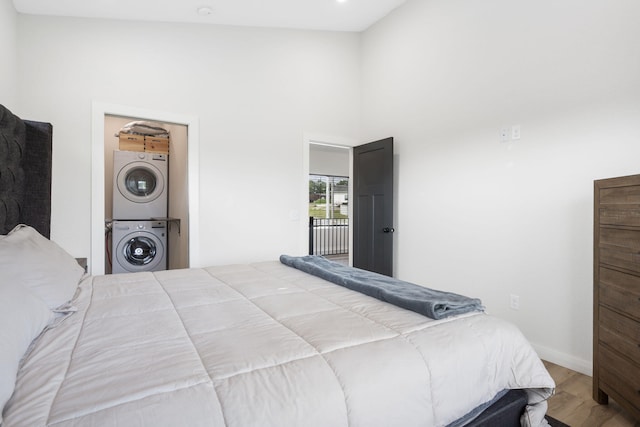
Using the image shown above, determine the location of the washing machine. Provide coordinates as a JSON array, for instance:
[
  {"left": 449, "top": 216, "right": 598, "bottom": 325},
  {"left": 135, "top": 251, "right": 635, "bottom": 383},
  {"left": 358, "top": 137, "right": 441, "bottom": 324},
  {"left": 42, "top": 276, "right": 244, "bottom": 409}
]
[
  {"left": 113, "top": 150, "right": 168, "bottom": 220},
  {"left": 112, "top": 220, "right": 167, "bottom": 274}
]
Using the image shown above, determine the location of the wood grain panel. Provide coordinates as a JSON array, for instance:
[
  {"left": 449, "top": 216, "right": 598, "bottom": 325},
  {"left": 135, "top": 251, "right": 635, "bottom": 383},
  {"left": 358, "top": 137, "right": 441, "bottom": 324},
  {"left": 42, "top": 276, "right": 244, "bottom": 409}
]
[
  {"left": 600, "top": 207, "right": 640, "bottom": 227},
  {"left": 599, "top": 346, "right": 640, "bottom": 417},
  {"left": 599, "top": 268, "right": 640, "bottom": 320},
  {"left": 594, "top": 175, "right": 640, "bottom": 422},
  {"left": 600, "top": 186, "right": 640, "bottom": 205},
  {"left": 599, "top": 307, "right": 640, "bottom": 362}
]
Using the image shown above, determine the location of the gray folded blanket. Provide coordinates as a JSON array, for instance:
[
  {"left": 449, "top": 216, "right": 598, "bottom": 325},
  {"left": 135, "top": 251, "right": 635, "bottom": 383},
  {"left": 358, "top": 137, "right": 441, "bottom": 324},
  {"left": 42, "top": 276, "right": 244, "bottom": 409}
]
[{"left": 280, "top": 255, "right": 484, "bottom": 320}]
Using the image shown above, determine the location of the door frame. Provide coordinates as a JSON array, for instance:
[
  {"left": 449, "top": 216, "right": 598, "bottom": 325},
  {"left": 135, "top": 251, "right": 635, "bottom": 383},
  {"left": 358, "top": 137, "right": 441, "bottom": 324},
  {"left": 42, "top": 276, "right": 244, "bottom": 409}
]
[
  {"left": 91, "top": 101, "right": 200, "bottom": 275},
  {"left": 302, "top": 133, "right": 357, "bottom": 263}
]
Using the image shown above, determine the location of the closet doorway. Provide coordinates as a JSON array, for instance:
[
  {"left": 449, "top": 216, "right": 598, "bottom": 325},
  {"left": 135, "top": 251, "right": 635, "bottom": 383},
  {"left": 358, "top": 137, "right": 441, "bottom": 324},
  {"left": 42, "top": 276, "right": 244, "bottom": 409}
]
[
  {"left": 104, "top": 115, "right": 189, "bottom": 274},
  {"left": 91, "top": 102, "right": 200, "bottom": 276}
]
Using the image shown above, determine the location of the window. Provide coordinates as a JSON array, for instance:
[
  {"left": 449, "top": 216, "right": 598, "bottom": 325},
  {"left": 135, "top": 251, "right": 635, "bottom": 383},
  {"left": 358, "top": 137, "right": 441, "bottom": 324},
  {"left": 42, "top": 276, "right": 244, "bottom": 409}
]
[{"left": 309, "top": 175, "right": 348, "bottom": 219}]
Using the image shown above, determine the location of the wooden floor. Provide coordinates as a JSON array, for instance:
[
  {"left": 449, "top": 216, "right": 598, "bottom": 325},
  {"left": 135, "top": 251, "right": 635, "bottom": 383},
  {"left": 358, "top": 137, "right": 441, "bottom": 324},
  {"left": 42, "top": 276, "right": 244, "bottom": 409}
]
[
  {"left": 324, "top": 254, "right": 349, "bottom": 265},
  {"left": 543, "top": 361, "right": 640, "bottom": 427}
]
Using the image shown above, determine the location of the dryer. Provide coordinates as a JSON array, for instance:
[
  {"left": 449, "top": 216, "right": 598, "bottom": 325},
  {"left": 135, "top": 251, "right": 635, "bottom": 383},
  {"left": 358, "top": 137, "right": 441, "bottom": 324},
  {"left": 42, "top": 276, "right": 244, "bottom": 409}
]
[
  {"left": 113, "top": 150, "right": 168, "bottom": 220},
  {"left": 112, "top": 220, "right": 167, "bottom": 274}
]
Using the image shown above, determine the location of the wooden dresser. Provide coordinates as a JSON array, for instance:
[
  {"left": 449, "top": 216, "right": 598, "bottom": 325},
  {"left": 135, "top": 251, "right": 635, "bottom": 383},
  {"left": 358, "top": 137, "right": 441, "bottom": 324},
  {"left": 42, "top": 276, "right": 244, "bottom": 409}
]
[{"left": 593, "top": 174, "right": 640, "bottom": 421}]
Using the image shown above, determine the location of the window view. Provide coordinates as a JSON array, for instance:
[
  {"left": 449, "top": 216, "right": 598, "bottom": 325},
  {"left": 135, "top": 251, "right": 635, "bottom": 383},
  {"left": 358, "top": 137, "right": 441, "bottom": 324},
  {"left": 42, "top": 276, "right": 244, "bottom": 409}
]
[
  {"left": 309, "top": 175, "right": 349, "bottom": 256},
  {"left": 308, "top": 175, "right": 348, "bottom": 219}
]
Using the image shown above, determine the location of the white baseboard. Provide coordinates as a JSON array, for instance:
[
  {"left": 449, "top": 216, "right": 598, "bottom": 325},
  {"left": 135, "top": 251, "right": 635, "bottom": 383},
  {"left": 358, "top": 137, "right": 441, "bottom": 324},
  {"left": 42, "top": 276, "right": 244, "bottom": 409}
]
[{"left": 532, "top": 342, "right": 592, "bottom": 376}]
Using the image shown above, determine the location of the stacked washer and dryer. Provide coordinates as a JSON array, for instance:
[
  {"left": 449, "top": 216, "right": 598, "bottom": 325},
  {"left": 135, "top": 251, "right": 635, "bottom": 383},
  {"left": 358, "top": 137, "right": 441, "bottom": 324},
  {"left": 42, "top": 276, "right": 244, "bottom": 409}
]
[{"left": 111, "top": 149, "right": 169, "bottom": 274}]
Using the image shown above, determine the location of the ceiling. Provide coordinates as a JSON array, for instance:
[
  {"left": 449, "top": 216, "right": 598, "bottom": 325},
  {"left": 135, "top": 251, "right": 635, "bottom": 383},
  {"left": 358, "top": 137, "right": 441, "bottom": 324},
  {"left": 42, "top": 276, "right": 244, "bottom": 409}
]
[{"left": 11, "top": 0, "right": 407, "bottom": 32}]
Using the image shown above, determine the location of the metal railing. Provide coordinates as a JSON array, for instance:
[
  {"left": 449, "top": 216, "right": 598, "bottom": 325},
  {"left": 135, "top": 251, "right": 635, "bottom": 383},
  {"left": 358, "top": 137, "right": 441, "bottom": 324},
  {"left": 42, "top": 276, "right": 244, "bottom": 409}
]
[{"left": 309, "top": 217, "right": 349, "bottom": 256}]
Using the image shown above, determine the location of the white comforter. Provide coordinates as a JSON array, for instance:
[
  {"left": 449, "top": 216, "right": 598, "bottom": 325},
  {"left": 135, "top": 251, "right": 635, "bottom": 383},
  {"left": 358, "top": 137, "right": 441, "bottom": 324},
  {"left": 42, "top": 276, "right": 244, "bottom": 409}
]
[{"left": 3, "top": 262, "right": 554, "bottom": 426}]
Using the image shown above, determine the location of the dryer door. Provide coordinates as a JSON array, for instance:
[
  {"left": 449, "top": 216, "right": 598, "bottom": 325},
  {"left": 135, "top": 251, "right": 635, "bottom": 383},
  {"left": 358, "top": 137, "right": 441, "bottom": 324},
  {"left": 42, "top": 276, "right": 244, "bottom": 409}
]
[
  {"left": 116, "top": 162, "right": 166, "bottom": 204},
  {"left": 115, "top": 232, "right": 165, "bottom": 272}
]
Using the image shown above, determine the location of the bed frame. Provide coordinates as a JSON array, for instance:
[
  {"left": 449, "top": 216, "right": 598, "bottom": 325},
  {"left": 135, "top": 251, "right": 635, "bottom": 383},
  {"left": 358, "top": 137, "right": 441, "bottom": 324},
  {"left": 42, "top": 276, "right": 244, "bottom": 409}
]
[
  {"left": 467, "top": 389, "right": 528, "bottom": 426},
  {"left": 0, "top": 103, "right": 528, "bottom": 426}
]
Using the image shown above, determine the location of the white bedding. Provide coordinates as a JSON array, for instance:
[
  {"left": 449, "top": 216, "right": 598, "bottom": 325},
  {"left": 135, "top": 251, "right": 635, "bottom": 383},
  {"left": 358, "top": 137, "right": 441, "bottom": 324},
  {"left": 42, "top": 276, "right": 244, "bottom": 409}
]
[{"left": 3, "top": 262, "right": 554, "bottom": 426}]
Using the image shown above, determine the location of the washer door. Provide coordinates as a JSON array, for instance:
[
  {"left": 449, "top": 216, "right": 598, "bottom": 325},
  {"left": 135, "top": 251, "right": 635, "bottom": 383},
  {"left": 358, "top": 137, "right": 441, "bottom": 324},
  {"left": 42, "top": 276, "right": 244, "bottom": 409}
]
[
  {"left": 116, "top": 161, "right": 165, "bottom": 204},
  {"left": 116, "top": 232, "right": 164, "bottom": 272}
]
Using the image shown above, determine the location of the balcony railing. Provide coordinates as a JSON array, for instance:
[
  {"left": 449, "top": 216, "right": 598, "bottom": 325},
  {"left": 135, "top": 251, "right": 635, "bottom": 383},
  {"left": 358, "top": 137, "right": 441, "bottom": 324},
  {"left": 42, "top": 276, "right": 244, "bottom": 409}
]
[{"left": 309, "top": 217, "right": 349, "bottom": 256}]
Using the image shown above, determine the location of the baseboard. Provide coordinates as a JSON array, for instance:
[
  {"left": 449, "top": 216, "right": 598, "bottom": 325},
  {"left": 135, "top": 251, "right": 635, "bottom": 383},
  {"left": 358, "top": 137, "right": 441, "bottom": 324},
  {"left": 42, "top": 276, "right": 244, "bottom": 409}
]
[{"left": 531, "top": 342, "right": 592, "bottom": 376}]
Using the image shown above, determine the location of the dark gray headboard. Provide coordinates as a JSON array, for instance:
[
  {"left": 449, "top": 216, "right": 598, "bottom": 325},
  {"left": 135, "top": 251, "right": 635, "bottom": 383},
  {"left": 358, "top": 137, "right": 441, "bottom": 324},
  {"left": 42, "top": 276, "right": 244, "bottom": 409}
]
[{"left": 0, "top": 104, "right": 52, "bottom": 238}]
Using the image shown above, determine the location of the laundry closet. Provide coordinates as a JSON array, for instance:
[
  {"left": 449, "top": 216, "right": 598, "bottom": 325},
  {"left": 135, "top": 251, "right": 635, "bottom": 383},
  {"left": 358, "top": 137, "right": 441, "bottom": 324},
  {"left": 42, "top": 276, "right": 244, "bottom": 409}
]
[{"left": 104, "top": 115, "right": 189, "bottom": 274}]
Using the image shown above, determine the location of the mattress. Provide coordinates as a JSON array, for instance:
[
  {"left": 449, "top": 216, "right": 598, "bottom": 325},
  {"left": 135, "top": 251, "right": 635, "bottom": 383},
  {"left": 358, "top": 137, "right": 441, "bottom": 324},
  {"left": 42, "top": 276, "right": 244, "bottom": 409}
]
[{"left": 3, "top": 261, "right": 555, "bottom": 426}]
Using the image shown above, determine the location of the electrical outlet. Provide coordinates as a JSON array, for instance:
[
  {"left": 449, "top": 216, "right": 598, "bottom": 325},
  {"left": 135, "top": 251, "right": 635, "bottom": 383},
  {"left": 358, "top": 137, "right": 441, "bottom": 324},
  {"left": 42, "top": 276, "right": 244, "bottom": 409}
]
[{"left": 510, "top": 294, "right": 520, "bottom": 310}]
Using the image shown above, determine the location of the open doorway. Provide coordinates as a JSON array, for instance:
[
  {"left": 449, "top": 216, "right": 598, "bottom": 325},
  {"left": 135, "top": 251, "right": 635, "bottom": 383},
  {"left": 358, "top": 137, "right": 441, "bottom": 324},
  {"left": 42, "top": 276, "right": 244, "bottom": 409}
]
[
  {"left": 104, "top": 115, "right": 189, "bottom": 274},
  {"left": 309, "top": 143, "right": 350, "bottom": 265},
  {"left": 91, "top": 102, "right": 200, "bottom": 276}
]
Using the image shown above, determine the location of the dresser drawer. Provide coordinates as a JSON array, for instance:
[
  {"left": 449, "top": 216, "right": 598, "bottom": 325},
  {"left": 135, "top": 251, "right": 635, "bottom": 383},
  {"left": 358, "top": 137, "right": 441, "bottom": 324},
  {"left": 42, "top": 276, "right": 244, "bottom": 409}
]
[
  {"left": 600, "top": 247, "right": 640, "bottom": 274},
  {"left": 599, "top": 185, "right": 640, "bottom": 205},
  {"left": 599, "top": 268, "right": 640, "bottom": 319},
  {"left": 599, "top": 346, "right": 640, "bottom": 412},
  {"left": 599, "top": 306, "right": 640, "bottom": 362},
  {"left": 600, "top": 207, "right": 640, "bottom": 227},
  {"left": 599, "top": 228, "right": 640, "bottom": 274},
  {"left": 600, "top": 227, "right": 640, "bottom": 252}
]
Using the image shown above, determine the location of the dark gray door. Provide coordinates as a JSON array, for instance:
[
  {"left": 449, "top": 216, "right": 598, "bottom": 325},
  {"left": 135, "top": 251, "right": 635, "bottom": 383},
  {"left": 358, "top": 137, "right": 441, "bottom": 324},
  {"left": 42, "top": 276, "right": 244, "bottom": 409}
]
[{"left": 352, "top": 137, "right": 394, "bottom": 276}]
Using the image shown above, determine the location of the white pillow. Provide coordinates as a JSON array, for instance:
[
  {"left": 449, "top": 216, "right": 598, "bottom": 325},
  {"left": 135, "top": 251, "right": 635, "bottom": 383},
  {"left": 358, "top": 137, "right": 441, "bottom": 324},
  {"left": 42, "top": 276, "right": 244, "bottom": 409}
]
[
  {"left": 0, "top": 225, "right": 85, "bottom": 310},
  {"left": 0, "top": 282, "right": 54, "bottom": 423}
]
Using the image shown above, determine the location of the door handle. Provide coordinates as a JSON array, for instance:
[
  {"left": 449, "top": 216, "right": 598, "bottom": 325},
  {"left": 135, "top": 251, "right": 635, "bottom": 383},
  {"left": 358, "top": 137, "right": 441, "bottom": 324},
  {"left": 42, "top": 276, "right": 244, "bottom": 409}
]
[{"left": 382, "top": 227, "right": 395, "bottom": 233}]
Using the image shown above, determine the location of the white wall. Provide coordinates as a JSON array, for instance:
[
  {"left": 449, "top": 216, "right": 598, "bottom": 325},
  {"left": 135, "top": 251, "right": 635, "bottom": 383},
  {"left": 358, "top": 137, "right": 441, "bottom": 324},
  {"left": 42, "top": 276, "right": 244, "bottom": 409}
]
[
  {"left": 361, "top": 0, "right": 640, "bottom": 373},
  {"left": 310, "top": 144, "right": 349, "bottom": 176},
  {"left": 0, "top": 0, "right": 17, "bottom": 106},
  {"left": 16, "top": 15, "right": 361, "bottom": 265}
]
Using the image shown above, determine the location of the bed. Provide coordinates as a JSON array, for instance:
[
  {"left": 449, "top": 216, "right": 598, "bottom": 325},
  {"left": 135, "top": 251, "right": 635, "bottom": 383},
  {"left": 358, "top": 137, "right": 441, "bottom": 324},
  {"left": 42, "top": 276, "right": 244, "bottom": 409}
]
[{"left": 0, "top": 104, "right": 555, "bottom": 426}]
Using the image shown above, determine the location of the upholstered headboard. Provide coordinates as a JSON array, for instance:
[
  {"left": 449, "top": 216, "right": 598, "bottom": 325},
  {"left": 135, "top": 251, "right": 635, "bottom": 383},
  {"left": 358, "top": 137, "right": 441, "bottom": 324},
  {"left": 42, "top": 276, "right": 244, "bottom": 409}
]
[{"left": 0, "top": 104, "right": 52, "bottom": 238}]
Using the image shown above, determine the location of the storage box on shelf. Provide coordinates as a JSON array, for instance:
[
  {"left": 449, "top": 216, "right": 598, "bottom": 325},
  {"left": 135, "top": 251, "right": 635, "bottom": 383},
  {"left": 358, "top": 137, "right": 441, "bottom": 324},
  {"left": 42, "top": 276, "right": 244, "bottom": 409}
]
[
  {"left": 145, "top": 136, "right": 169, "bottom": 154},
  {"left": 118, "top": 133, "right": 170, "bottom": 154},
  {"left": 118, "top": 133, "right": 145, "bottom": 152}
]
